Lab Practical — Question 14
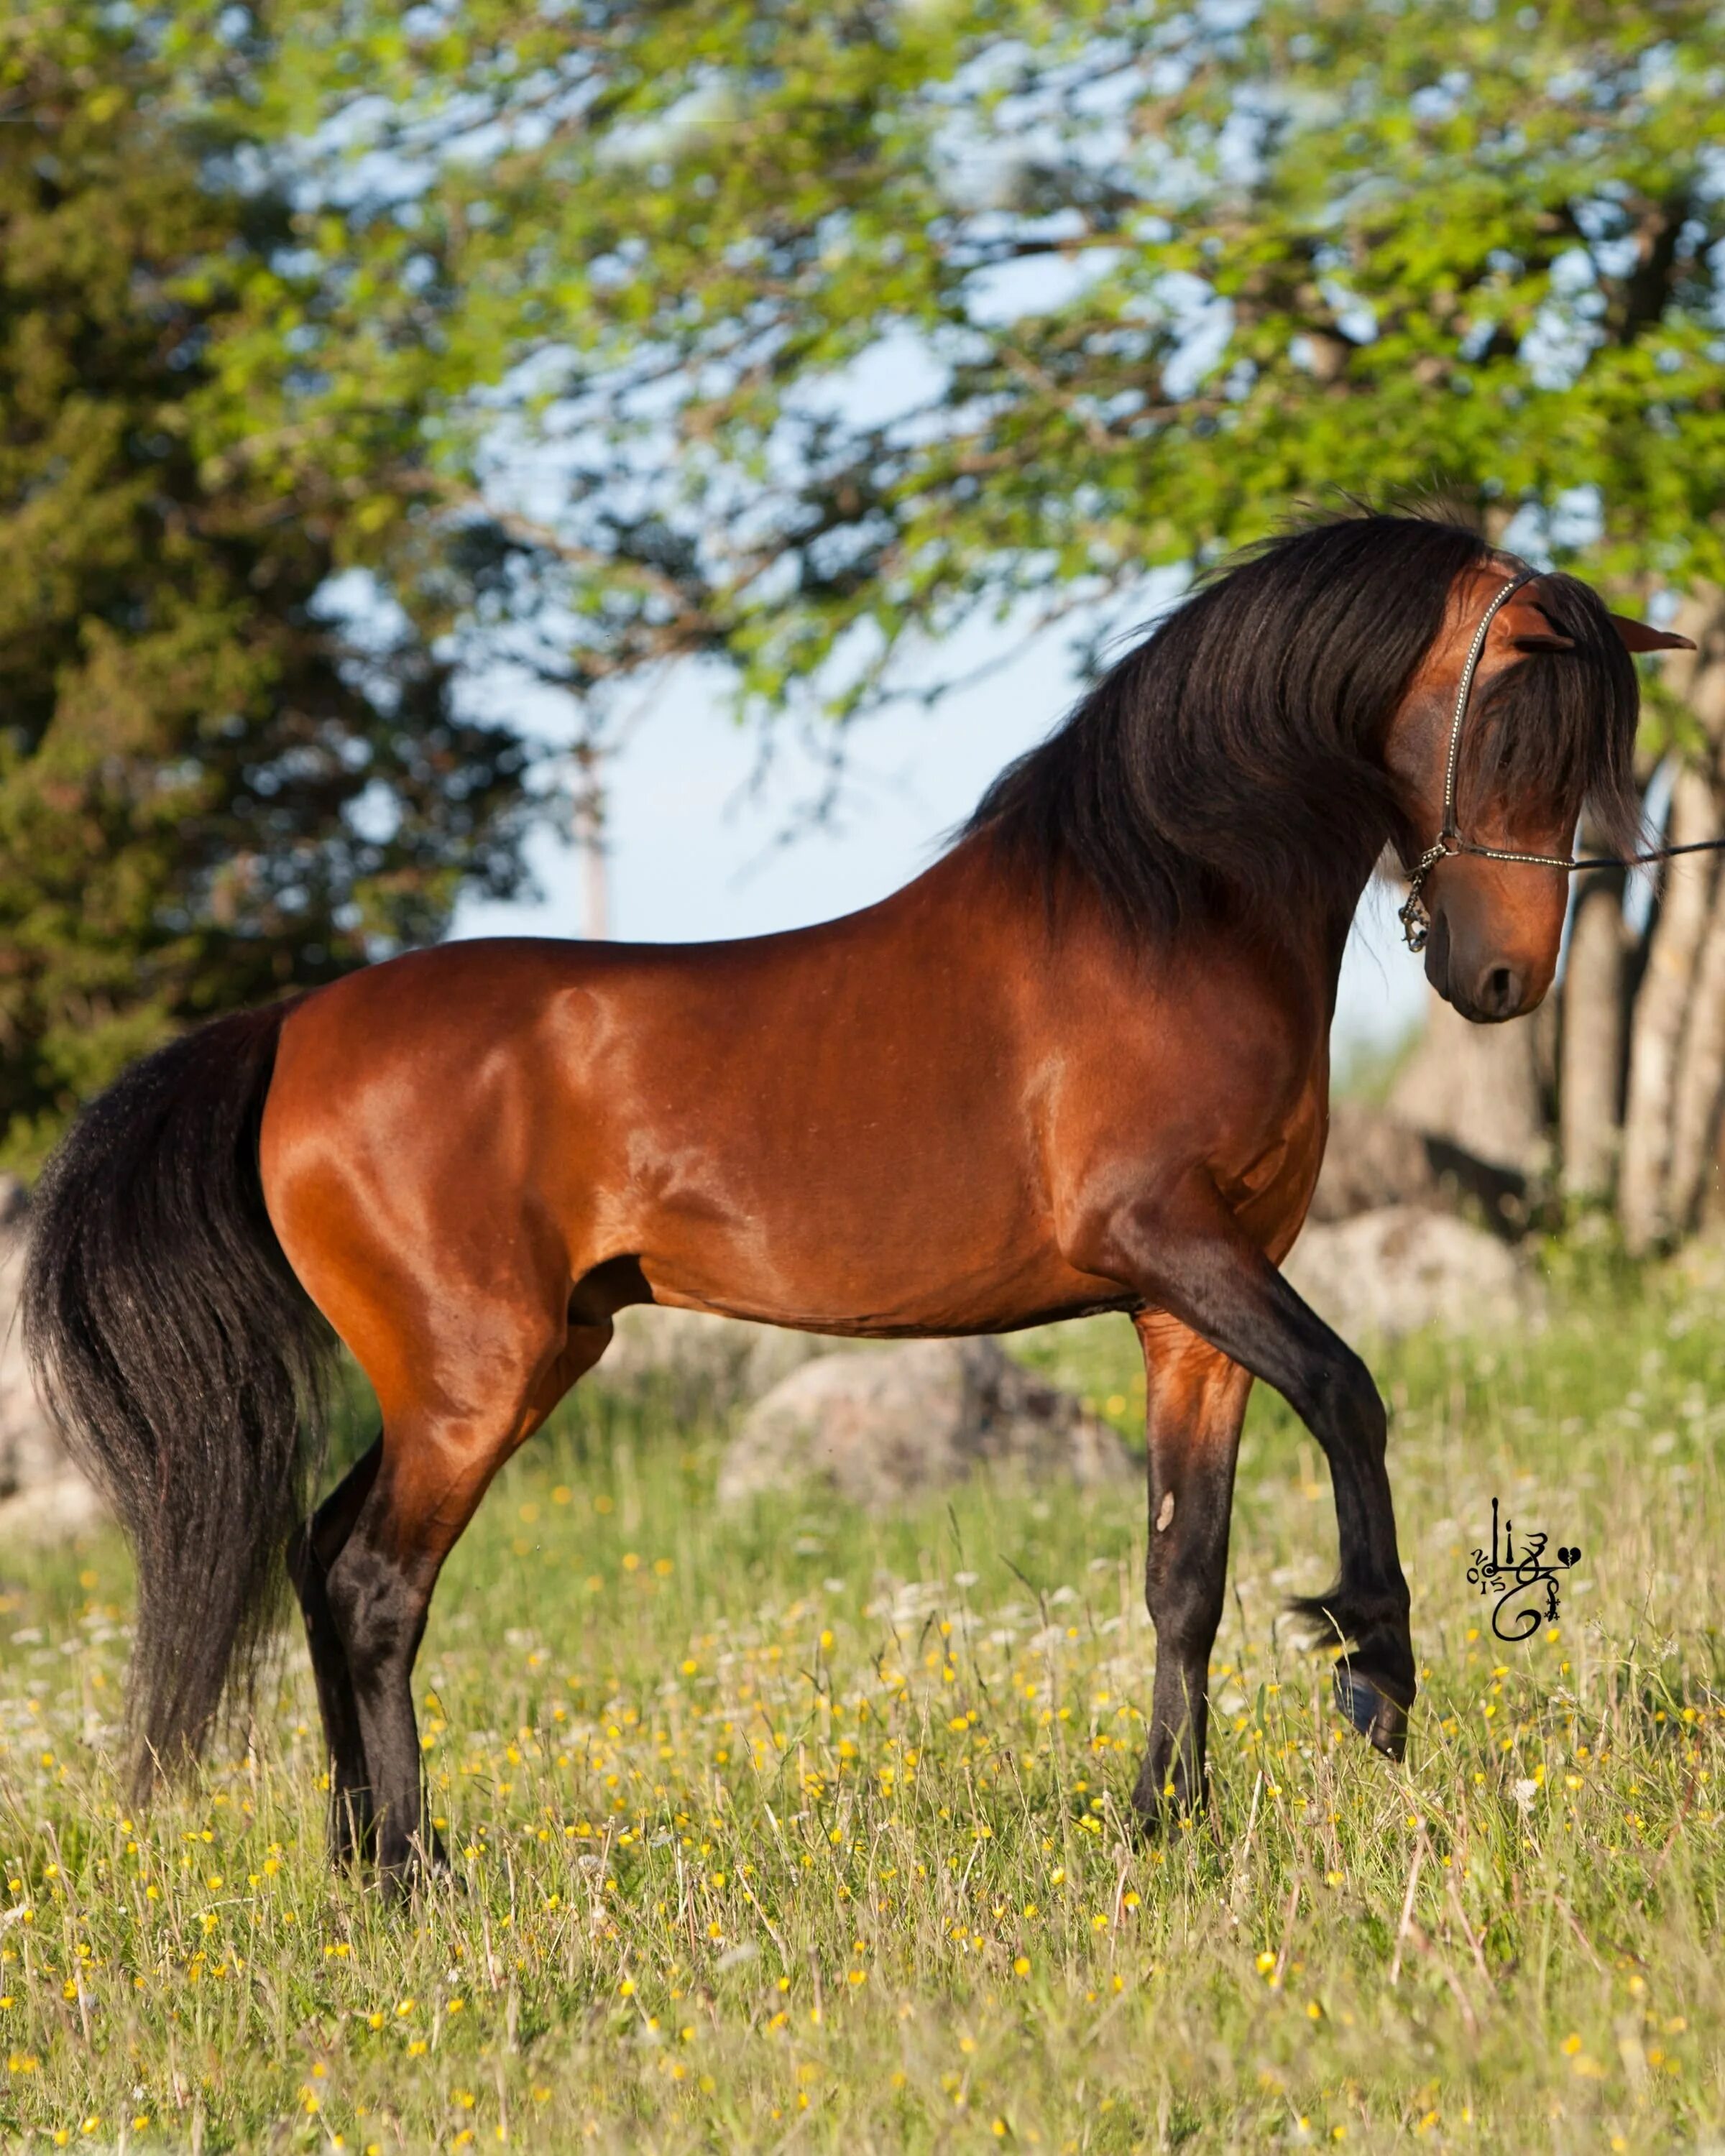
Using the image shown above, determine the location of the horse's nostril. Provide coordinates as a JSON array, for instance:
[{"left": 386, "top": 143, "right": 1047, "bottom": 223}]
[{"left": 1484, "top": 964, "right": 1519, "bottom": 1016}]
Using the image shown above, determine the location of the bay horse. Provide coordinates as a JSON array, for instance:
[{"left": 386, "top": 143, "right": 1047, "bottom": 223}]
[{"left": 23, "top": 513, "right": 1688, "bottom": 1890}]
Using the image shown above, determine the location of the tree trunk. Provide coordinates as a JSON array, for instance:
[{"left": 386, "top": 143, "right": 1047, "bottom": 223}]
[
  {"left": 1667, "top": 865, "right": 1725, "bottom": 1231},
  {"left": 1619, "top": 766, "right": 1720, "bottom": 1251},
  {"left": 1559, "top": 862, "right": 1629, "bottom": 1202},
  {"left": 1389, "top": 988, "right": 1547, "bottom": 1175},
  {"left": 1611, "top": 588, "right": 1725, "bottom": 1247}
]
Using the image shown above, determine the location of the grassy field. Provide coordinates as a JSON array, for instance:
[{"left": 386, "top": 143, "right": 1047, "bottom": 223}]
[{"left": 1, "top": 1253, "right": 1723, "bottom": 2152}]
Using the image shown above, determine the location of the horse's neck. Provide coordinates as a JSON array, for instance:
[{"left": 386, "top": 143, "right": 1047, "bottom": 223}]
[
  {"left": 862, "top": 839, "right": 1365, "bottom": 1108},
  {"left": 902, "top": 834, "right": 1370, "bottom": 995}
]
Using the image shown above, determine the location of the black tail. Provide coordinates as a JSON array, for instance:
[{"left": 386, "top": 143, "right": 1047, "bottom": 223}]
[{"left": 22, "top": 1002, "right": 334, "bottom": 1790}]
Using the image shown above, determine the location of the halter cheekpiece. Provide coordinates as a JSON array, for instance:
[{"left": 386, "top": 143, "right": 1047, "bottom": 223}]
[{"left": 1396, "top": 571, "right": 1578, "bottom": 954}]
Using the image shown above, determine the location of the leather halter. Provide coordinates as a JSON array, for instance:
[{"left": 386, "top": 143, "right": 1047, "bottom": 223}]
[{"left": 1397, "top": 572, "right": 1553, "bottom": 953}]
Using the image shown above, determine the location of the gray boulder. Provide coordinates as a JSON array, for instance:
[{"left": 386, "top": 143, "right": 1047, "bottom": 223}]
[
  {"left": 1284, "top": 1203, "right": 1541, "bottom": 1343},
  {"left": 717, "top": 1336, "right": 1133, "bottom": 1510},
  {"left": 597, "top": 1305, "right": 848, "bottom": 1417},
  {"left": 1312, "top": 1100, "right": 1528, "bottom": 1235}
]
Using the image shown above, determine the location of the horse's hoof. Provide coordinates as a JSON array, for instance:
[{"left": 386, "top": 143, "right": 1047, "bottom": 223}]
[
  {"left": 1131, "top": 1790, "right": 1175, "bottom": 1842},
  {"left": 1334, "top": 1665, "right": 1408, "bottom": 1760},
  {"left": 1130, "top": 1759, "right": 1208, "bottom": 1842},
  {"left": 368, "top": 1849, "right": 461, "bottom": 1904}
]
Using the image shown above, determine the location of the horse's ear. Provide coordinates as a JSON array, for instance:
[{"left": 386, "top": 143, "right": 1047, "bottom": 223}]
[
  {"left": 1496, "top": 589, "right": 1574, "bottom": 653},
  {"left": 1609, "top": 612, "right": 1697, "bottom": 654}
]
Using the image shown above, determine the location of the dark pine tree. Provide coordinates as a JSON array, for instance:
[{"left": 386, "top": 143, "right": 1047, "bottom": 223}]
[{"left": 0, "top": 19, "right": 537, "bottom": 1168}]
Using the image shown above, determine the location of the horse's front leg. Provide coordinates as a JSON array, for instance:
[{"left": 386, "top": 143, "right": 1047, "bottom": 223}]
[
  {"left": 1131, "top": 1314, "right": 1254, "bottom": 1831},
  {"left": 1074, "top": 1173, "right": 1414, "bottom": 1761}
]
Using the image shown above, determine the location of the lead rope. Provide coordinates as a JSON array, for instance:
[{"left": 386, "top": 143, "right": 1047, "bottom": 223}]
[{"left": 1398, "top": 574, "right": 1725, "bottom": 954}]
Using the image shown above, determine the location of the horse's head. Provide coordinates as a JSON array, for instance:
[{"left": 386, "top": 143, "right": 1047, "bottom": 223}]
[{"left": 1385, "top": 560, "right": 1691, "bottom": 1023}]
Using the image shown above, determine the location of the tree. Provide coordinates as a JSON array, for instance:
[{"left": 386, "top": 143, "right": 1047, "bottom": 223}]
[
  {"left": 0, "top": 12, "right": 537, "bottom": 1169},
  {"left": 229, "top": 6, "right": 1725, "bottom": 668}
]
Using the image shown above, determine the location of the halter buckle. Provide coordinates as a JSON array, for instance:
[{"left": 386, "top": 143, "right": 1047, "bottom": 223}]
[
  {"left": 1397, "top": 886, "right": 1430, "bottom": 954},
  {"left": 1398, "top": 837, "right": 1457, "bottom": 954}
]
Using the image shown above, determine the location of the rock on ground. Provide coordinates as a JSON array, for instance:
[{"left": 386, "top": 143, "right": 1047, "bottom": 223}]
[
  {"left": 1311, "top": 1100, "right": 1528, "bottom": 1235},
  {"left": 0, "top": 1177, "right": 103, "bottom": 1543},
  {"left": 717, "top": 1337, "right": 1133, "bottom": 1510},
  {"left": 598, "top": 1306, "right": 850, "bottom": 1417},
  {"left": 1284, "top": 1204, "right": 1541, "bottom": 1343}
]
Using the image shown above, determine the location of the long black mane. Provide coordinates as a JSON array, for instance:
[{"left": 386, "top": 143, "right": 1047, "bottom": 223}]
[{"left": 965, "top": 512, "right": 1642, "bottom": 941}]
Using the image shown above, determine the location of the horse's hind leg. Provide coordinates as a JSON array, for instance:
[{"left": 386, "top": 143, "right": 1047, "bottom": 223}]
[
  {"left": 1131, "top": 1315, "right": 1252, "bottom": 1832},
  {"left": 288, "top": 1437, "right": 382, "bottom": 1864},
  {"left": 323, "top": 1316, "right": 613, "bottom": 1892}
]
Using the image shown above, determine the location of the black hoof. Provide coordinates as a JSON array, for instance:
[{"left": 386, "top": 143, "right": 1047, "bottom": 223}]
[
  {"left": 1132, "top": 1791, "right": 1182, "bottom": 1839},
  {"left": 1130, "top": 1758, "right": 1207, "bottom": 1840},
  {"left": 328, "top": 1792, "right": 377, "bottom": 1871},
  {"left": 1334, "top": 1665, "right": 1409, "bottom": 1760}
]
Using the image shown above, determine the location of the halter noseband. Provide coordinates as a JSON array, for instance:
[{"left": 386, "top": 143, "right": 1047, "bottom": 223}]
[{"left": 1398, "top": 571, "right": 1573, "bottom": 954}]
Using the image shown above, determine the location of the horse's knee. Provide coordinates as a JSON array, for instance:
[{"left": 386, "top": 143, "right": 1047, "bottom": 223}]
[{"left": 1144, "top": 1483, "right": 1232, "bottom": 1652}]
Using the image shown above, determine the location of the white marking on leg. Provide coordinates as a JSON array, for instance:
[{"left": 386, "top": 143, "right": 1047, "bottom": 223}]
[{"left": 1155, "top": 1491, "right": 1175, "bottom": 1532}]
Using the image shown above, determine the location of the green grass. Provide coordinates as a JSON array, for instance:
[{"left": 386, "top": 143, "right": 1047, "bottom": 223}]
[{"left": 2, "top": 1266, "right": 1724, "bottom": 2152}]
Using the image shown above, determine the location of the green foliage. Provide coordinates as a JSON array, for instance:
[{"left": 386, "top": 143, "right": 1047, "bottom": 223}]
[
  {"left": 222, "top": 1, "right": 1725, "bottom": 729},
  {"left": 1, "top": 1279, "right": 1724, "bottom": 2145},
  {"left": 0, "top": 13, "right": 538, "bottom": 1167}
]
